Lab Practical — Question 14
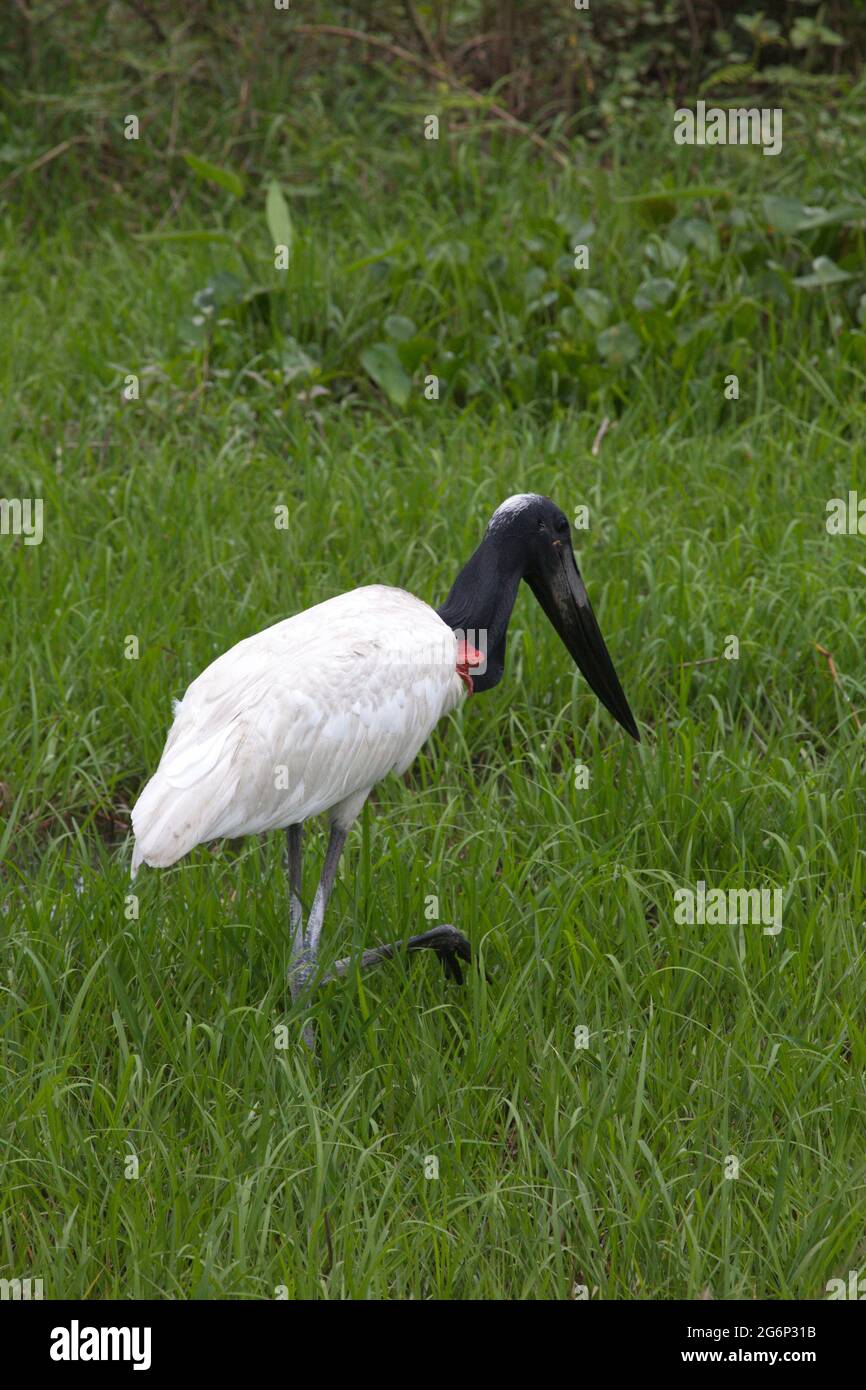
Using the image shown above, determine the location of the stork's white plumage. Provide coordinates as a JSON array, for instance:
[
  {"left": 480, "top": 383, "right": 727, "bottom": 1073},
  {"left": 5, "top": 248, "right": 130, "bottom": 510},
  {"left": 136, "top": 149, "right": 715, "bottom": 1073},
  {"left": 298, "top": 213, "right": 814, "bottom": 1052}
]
[
  {"left": 131, "top": 493, "right": 639, "bottom": 1044},
  {"left": 131, "top": 586, "right": 462, "bottom": 873}
]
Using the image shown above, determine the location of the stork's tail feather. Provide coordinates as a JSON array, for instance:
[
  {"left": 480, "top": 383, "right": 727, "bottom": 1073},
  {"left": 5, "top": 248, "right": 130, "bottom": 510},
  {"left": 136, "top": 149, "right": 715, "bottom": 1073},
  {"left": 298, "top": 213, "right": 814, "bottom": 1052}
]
[
  {"left": 130, "top": 718, "right": 242, "bottom": 876},
  {"left": 130, "top": 770, "right": 223, "bottom": 876}
]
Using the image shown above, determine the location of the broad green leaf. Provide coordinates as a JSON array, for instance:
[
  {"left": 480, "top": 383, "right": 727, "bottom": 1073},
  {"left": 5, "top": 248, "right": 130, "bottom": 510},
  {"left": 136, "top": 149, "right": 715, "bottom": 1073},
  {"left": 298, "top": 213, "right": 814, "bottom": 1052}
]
[
  {"left": 178, "top": 314, "right": 209, "bottom": 347},
  {"left": 676, "top": 217, "right": 720, "bottom": 261},
  {"left": 791, "top": 17, "right": 843, "bottom": 48},
  {"left": 644, "top": 236, "right": 687, "bottom": 272},
  {"left": 793, "top": 257, "right": 854, "bottom": 289},
  {"left": 281, "top": 339, "right": 317, "bottom": 382},
  {"left": 192, "top": 272, "right": 246, "bottom": 314},
  {"left": 634, "top": 277, "right": 676, "bottom": 311},
  {"left": 558, "top": 307, "right": 583, "bottom": 338},
  {"left": 763, "top": 196, "right": 817, "bottom": 233},
  {"left": 183, "top": 153, "right": 244, "bottom": 199},
  {"left": 528, "top": 291, "right": 559, "bottom": 313},
  {"left": 523, "top": 267, "right": 547, "bottom": 301},
  {"left": 573, "top": 287, "right": 611, "bottom": 330},
  {"left": 675, "top": 314, "right": 717, "bottom": 349},
  {"left": 383, "top": 314, "right": 417, "bottom": 342},
  {"left": 763, "top": 196, "right": 863, "bottom": 234},
  {"left": 360, "top": 343, "right": 411, "bottom": 406},
  {"left": 558, "top": 216, "right": 595, "bottom": 244},
  {"left": 266, "top": 181, "right": 293, "bottom": 256},
  {"left": 596, "top": 323, "right": 640, "bottom": 365}
]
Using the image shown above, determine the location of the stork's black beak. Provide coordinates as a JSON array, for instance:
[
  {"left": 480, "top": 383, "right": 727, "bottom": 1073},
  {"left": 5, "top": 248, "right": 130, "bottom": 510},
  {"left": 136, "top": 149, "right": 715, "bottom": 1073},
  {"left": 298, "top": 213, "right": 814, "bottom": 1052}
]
[{"left": 526, "top": 538, "right": 640, "bottom": 741}]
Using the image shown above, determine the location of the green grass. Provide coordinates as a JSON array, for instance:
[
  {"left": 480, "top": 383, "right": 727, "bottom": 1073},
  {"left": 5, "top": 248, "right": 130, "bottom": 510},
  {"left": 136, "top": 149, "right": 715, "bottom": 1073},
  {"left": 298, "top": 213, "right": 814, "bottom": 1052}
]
[{"left": 2, "top": 23, "right": 866, "bottom": 1299}]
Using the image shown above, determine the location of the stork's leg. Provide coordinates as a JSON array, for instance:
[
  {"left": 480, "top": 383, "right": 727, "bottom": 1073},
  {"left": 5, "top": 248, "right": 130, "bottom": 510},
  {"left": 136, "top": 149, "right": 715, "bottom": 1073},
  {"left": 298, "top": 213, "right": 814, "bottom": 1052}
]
[
  {"left": 304, "top": 822, "right": 349, "bottom": 968},
  {"left": 285, "top": 823, "right": 304, "bottom": 951},
  {"left": 321, "top": 925, "right": 475, "bottom": 985},
  {"left": 288, "top": 821, "right": 349, "bottom": 1005},
  {"left": 286, "top": 805, "right": 477, "bottom": 1048}
]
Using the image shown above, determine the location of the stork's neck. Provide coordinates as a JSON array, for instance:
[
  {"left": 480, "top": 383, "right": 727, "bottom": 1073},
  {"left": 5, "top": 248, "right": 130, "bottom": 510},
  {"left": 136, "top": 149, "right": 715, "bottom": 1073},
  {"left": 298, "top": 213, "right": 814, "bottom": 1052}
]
[{"left": 436, "top": 535, "right": 523, "bottom": 692}]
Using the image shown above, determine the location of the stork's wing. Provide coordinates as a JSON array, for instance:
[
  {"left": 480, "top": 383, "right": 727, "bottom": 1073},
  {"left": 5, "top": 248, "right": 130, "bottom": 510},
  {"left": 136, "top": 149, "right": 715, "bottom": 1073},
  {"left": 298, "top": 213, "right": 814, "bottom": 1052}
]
[{"left": 131, "top": 586, "right": 461, "bottom": 873}]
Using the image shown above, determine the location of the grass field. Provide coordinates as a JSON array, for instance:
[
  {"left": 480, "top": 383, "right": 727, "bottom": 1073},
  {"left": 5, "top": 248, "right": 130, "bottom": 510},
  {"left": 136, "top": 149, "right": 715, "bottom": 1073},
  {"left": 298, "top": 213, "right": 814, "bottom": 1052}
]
[{"left": 2, "top": 17, "right": 866, "bottom": 1299}]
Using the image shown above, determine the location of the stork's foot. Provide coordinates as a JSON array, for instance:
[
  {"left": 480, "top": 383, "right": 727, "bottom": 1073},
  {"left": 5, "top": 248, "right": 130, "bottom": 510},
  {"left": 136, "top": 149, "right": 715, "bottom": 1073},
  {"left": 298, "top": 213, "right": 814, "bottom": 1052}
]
[
  {"left": 321, "top": 923, "right": 475, "bottom": 985},
  {"left": 288, "top": 948, "right": 318, "bottom": 1051},
  {"left": 288, "top": 947, "right": 313, "bottom": 1002},
  {"left": 290, "top": 925, "right": 477, "bottom": 1047},
  {"left": 406, "top": 925, "right": 473, "bottom": 984}
]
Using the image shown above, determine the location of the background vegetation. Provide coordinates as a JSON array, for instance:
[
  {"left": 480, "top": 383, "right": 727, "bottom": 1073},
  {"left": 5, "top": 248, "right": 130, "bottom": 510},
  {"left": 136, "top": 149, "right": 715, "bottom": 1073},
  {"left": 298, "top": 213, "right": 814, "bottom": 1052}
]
[{"left": 1, "top": 2, "right": 865, "bottom": 1299}]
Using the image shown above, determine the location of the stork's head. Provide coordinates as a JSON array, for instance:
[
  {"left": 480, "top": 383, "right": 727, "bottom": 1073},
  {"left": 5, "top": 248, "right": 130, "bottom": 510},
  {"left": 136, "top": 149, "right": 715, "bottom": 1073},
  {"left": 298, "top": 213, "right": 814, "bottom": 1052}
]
[{"left": 483, "top": 493, "right": 639, "bottom": 740}]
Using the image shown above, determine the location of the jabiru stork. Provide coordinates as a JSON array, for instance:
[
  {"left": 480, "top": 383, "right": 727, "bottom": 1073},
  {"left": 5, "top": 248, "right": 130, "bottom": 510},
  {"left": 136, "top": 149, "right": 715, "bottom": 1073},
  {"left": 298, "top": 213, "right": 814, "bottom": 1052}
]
[{"left": 131, "top": 494, "right": 638, "bottom": 1037}]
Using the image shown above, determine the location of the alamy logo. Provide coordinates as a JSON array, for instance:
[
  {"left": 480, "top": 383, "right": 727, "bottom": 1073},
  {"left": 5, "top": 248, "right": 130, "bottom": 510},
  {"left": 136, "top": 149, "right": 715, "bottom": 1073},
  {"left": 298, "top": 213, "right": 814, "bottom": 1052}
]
[
  {"left": 826, "top": 1271, "right": 866, "bottom": 1299},
  {"left": 49, "top": 1321, "right": 152, "bottom": 1371},
  {"left": 674, "top": 101, "right": 782, "bottom": 157},
  {"left": 826, "top": 492, "right": 866, "bottom": 535},
  {"left": 673, "top": 880, "right": 783, "bottom": 935},
  {"left": 0, "top": 1276, "right": 43, "bottom": 1299},
  {"left": 0, "top": 496, "right": 43, "bottom": 545}
]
